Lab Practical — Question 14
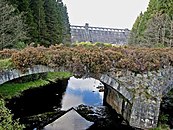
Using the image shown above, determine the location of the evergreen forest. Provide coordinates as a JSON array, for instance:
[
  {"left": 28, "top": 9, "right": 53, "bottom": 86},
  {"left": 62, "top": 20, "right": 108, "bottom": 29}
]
[
  {"left": 129, "top": 0, "right": 173, "bottom": 47},
  {"left": 0, "top": 0, "right": 70, "bottom": 50}
]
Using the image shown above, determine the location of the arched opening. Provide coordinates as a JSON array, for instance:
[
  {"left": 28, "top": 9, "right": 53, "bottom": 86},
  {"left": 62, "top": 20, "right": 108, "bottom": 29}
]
[
  {"left": 160, "top": 89, "right": 173, "bottom": 128},
  {"left": 2, "top": 73, "right": 135, "bottom": 129}
]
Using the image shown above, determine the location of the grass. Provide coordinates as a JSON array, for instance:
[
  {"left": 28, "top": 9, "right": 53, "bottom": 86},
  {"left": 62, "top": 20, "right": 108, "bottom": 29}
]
[
  {"left": 0, "top": 58, "right": 14, "bottom": 70},
  {"left": 0, "top": 72, "right": 72, "bottom": 99},
  {"left": 149, "top": 124, "right": 170, "bottom": 130},
  {"left": 47, "top": 72, "right": 72, "bottom": 82}
]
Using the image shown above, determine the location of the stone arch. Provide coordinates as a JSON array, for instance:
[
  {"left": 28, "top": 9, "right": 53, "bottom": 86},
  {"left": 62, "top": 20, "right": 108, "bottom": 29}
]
[
  {"left": 1, "top": 65, "right": 168, "bottom": 129},
  {"left": 0, "top": 65, "right": 55, "bottom": 85}
]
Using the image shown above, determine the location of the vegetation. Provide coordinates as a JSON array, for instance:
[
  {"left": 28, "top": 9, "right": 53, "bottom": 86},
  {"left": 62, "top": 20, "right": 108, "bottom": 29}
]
[
  {"left": 0, "top": 58, "right": 14, "bottom": 70},
  {"left": 129, "top": 0, "right": 173, "bottom": 47},
  {"left": 1, "top": 44, "right": 173, "bottom": 75},
  {"left": 73, "top": 42, "right": 113, "bottom": 47},
  {"left": 0, "top": 99, "right": 25, "bottom": 129},
  {"left": 0, "top": 0, "right": 26, "bottom": 50},
  {"left": 149, "top": 124, "right": 170, "bottom": 130},
  {"left": 0, "top": 0, "right": 70, "bottom": 49},
  {"left": 47, "top": 72, "right": 72, "bottom": 82},
  {"left": 9, "top": 45, "right": 173, "bottom": 74},
  {"left": 0, "top": 49, "right": 18, "bottom": 59},
  {"left": 11, "top": 0, "right": 70, "bottom": 45},
  {"left": 0, "top": 79, "right": 49, "bottom": 99}
]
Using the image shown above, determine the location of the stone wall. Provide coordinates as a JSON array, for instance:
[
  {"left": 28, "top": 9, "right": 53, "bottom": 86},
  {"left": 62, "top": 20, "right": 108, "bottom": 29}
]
[
  {"left": 103, "top": 84, "right": 132, "bottom": 122},
  {"left": 100, "top": 67, "right": 173, "bottom": 129}
]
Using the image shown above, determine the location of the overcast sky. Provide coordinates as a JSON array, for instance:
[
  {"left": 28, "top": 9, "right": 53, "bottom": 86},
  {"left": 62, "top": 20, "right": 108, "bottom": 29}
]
[{"left": 62, "top": 0, "right": 150, "bottom": 29}]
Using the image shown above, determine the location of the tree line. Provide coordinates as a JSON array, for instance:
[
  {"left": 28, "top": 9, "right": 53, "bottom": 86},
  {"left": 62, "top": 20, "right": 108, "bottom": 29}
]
[
  {"left": 0, "top": 0, "right": 71, "bottom": 50},
  {"left": 129, "top": 0, "right": 173, "bottom": 47}
]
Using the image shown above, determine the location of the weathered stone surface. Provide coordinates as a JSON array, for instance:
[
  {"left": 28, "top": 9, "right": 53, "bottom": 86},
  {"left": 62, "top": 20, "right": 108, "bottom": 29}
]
[
  {"left": 0, "top": 65, "right": 54, "bottom": 85},
  {"left": 104, "top": 84, "right": 132, "bottom": 122},
  {"left": 100, "top": 74, "right": 133, "bottom": 103},
  {"left": 101, "top": 67, "right": 173, "bottom": 129}
]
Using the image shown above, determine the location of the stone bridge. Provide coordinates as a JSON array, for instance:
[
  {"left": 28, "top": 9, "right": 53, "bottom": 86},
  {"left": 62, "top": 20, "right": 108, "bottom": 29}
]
[
  {"left": 0, "top": 65, "right": 173, "bottom": 129},
  {"left": 70, "top": 23, "right": 130, "bottom": 44}
]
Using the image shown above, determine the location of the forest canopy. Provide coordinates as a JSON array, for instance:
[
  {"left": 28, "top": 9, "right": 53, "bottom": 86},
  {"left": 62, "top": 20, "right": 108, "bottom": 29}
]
[
  {"left": 129, "top": 0, "right": 173, "bottom": 47},
  {"left": 0, "top": 0, "right": 70, "bottom": 49}
]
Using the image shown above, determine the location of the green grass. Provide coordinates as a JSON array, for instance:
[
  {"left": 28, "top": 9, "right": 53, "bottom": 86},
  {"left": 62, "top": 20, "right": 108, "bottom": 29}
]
[
  {"left": 149, "top": 124, "right": 170, "bottom": 130},
  {"left": 0, "top": 58, "right": 14, "bottom": 70},
  {"left": 0, "top": 79, "right": 49, "bottom": 99},
  {"left": 47, "top": 72, "right": 72, "bottom": 82},
  {"left": 0, "top": 72, "right": 72, "bottom": 99}
]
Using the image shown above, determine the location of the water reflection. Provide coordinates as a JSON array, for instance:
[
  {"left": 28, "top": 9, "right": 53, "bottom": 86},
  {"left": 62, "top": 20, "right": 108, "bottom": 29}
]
[
  {"left": 6, "top": 77, "right": 104, "bottom": 118},
  {"left": 61, "top": 76, "right": 104, "bottom": 110},
  {"left": 6, "top": 79, "right": 68, "bottom": 118},
  {"left": 61, "top": 94, "right": 84, "bottom": 110}
]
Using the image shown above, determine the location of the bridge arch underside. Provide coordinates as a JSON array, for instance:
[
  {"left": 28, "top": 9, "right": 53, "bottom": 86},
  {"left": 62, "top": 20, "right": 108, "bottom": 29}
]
[
  {"left": 103, "top": 83, "right": 132, "bottom": 122},
  {"left": 0, "top": 65, "right": 134, "bottom": 127}
]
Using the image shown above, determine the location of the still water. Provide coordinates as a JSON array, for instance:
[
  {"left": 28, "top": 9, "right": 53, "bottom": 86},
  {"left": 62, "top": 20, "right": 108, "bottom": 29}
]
[
  {"left": 61, "top": 76, "right": 104, "bottom": 110},
  {"left": 7, "top": 77, "right": 104, "bottom": 117},
  {"left": 6, "top": 76, "right": 134, "bottom": 130}
]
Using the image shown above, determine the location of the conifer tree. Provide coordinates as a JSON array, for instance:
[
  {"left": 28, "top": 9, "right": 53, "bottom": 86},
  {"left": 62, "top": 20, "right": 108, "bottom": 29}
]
[
  {"left": 7, "top": 0, "right": 71, "bottom": 46},
  {"left": 30, "top": 0, "right": 48, "bottom": 45},
  {"left": 44, "top": 0, "right": 62, "bottom": 44},
  {"left": 61, "top": 5, "right": 71, "bottom": 43},
  {"left": 128, "top": 12, "right": 143, "bottom": 45},
  {"left": 9, "top": 0, "right": 37, "bottom": 43},
  {"left": 0, "top": 0, "right": 26, "bottom": 50},
  {"left": 129, "top": 0, "right": 173, "bottom": 47}
]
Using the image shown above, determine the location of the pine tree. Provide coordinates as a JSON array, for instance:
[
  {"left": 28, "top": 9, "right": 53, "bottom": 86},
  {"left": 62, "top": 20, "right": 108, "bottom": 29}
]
[
  {"left": 129, "top": 0, "right": 173, "bottom": 47},
  {"left": 144, "top": 13, "right": 173, "bottom": 47},
  {"left": 30, "top": 0, "right": 48, "bottom": 45},
  {"left": 128, "top": 12, "right": 143, "bottom": 45},
  {"left": 0, "top": 0, "right": 26, "bottom": 50},
  {"left": 44, "top": 0, "right": 60, "bottom": 44},
  {"left": 55, "top": 0, "right": 64, "bottom": 43},
  {"left": 44, "top": 0, "right": 71, "bottom": 44},
  {"left": 7, "top": 0, "right": 71, "bottom": 46},
  {"left": 55, "top": 1, "right": 71, "bottom": 43},
  {"left": 61, "top": 5, "right": 71, "bottom": 43},
  {"left": 8, "top": 0, "right": 39, "bottom": 43}
]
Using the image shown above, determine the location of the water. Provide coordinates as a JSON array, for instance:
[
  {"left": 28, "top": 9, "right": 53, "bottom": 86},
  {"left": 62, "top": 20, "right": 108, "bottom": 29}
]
[
  {"left": 61, "top": 77, "right": 104, "bottom": 110},
  {"left": 6, "top": 77, "right": 104, "bottom": 121},
  {"left": 6, "top": 76, "right": 134, "bottom": 130}
]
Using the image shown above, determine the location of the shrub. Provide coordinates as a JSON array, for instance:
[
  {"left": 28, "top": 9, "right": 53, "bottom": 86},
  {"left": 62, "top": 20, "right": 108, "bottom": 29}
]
[
  {"left": 8, "top": 45, "right": 173, "bottom": 74},
  {"left": 0, "top": 58, "right": 14, "bottom": 70},
  {"left": 0, "top": 99, "right": 25, "bottom": 129},
  {"left": 0, "top": 49, "right": 18, "bottom": 59}
]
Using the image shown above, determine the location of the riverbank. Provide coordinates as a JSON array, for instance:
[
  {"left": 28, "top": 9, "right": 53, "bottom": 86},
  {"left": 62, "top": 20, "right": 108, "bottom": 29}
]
[
  {"left": 0, "top": 72, "right": 72, "bottom": 99},
  {"left": 0, "top": 71, "right": 72, "bottom": 129}
]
